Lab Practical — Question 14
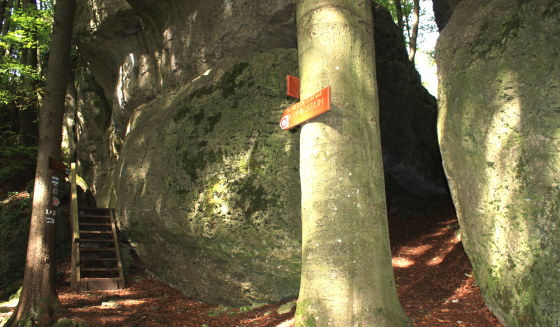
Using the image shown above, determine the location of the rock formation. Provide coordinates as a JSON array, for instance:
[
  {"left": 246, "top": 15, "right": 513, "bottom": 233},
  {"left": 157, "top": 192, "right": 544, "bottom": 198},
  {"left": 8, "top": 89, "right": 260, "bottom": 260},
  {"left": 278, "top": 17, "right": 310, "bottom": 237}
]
[
  {"left": 437, "top": 0, "right": 560, "bottom": 325},
  {"left": 69, "top": 0, "right": 448, "bottom": 304}
]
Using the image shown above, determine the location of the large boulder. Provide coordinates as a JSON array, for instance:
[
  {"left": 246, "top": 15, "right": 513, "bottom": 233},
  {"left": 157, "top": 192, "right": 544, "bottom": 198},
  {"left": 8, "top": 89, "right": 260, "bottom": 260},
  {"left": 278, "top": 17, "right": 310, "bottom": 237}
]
[
  {"left": 113, "top": 49, "right": 302, "bottom": 305},
  {"left": 437, "top": 0, "right": 560, "bottom": 325},
  {"left": 373, "top": 3, "right": 449, "bottom": 216},
  {"left": 72, "top": 0, "right": 297, "bottom": 206},
  {"left": 0, "top": 193, "right": 31, "bottom": 297},
  {"left": 431, "top": 0, "right": 462, "bottom": 31}
]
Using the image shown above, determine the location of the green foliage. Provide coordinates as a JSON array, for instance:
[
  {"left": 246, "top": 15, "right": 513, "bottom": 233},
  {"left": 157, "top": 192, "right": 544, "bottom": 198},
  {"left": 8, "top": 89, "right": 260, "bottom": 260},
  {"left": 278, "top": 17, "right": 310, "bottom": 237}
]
[
  {"left": 0, "top": 57, "right": 43, "bottom": 105},
  {"left": 0, "top": 131, "right": 36, "bottom": 189},
  {"left": 0, "top": 1, "right": 54, "bottom": 192},
  {"left": 0, "top": 3, "right": 53, "bottom": 54},
  {"left": 0, "top": 0, "right": 54, "bottom": 148},
  {"left": 374, "top": 0, "right": 413, "bottom": 27},
  {"left": 374, "top": 0, "right": 438, "bottom": 54}
]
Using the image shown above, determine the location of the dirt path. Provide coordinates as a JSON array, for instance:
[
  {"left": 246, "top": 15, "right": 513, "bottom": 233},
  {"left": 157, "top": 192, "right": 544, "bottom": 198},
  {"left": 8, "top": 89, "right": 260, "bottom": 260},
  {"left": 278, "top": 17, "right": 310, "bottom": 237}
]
[
  {"left": 45, "top": 211, "right": 502, "bottom": 326},
  {"left": 389, "top": 210, "right": 502, "bottom": 327}
]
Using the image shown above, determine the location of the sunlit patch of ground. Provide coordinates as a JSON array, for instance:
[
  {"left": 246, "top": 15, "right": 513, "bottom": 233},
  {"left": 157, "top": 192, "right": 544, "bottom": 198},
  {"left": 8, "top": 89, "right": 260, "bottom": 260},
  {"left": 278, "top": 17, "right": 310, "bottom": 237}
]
[{"left": 390, "top": 210, "right": 502, "bottom": 327}]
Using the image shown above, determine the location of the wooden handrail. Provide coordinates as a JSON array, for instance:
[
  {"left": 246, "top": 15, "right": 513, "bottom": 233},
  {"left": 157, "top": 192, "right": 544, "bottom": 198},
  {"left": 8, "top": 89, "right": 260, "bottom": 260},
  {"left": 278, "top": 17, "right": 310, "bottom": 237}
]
[
  {"left": 110, "top": 209, "right": 125, "bottom": 282},
  {"left": 70, "top": 163, "right": 80, "bottom": 290}
]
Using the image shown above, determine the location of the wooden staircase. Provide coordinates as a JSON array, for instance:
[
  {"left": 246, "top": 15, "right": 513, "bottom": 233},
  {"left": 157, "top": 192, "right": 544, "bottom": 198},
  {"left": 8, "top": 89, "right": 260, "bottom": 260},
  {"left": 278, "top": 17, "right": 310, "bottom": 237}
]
[{"left": 70, "top": 164, "right": 124, "bottom": 291}]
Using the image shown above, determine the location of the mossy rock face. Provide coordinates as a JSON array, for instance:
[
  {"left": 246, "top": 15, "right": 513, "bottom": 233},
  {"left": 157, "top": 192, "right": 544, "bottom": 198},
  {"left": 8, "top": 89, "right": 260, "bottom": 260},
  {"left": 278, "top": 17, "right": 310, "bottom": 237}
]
[
  {"left": 0, "top": 190, "right": 71, "bottom": 299},
  {"left": 437, "top": 0, "right": 560, "bottom": 325},
  {"left": 113, "top": 49, "right": 301, "bottom": 305},
  {"left": 0, "top": 194, "right": 30, "bottom": 297}
]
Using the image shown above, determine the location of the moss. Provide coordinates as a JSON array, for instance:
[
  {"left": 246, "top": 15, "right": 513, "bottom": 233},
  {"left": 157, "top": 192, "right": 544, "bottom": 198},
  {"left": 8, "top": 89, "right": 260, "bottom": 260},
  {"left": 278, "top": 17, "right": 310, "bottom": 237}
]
[
  {"left": 180, "top": 144, "right": 224, "bottom": 184},
  {"left": 0, "top": 193, "right": 31, "bottom": 295},
  {"left": 118, "top": 244, "right": 133, "bottom": 274},
  {"left": 207, "top": 305, "right": 230, "bottom": 317},
  {"left": 114, "top": 49, "right": 302, "bottom": 305},
  {"left": 173, "top": 104, "right": 191, "bottom": 122},
  {"left": 206, "top": 113, "right": 222, "bottom": 133},
  {"left": 193, "top": 109, "right": 205, "bottom": 126},
  {"left": 294, "top": 300, "right": 316, "bottom": 327},
  {"left": 277, "top": 300, "right": 297, "bottom": 314},
  {"left": 188, "top": 85, "right": 215, "bottom": 100},
  {"left": 238, "top": 184, "right": 267, "bottom": 220},
  {"left": 207, "top": 149, "right": 223, "bottom": 165},
  {"left": 543, "top": 2, "right": 560, "bottom": 18},
  {"left": 218, "top": 62, "right": 249, "bottom": 98}
]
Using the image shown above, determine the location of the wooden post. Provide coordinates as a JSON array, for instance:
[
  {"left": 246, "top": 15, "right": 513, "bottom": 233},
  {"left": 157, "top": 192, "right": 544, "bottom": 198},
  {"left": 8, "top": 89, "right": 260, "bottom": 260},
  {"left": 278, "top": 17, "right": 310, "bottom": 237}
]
[
  {"left": 110, "top": 209, "right": 125, "bottom": 288},
  {"left": 70, "top": 163, "right": 80, "bottom": 290}
]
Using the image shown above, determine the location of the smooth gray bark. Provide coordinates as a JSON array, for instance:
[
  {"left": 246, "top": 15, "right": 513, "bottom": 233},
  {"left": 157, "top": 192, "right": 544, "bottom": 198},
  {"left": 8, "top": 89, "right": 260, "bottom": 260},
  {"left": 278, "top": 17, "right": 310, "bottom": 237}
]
[{"left": 294, "top": 0, "right": 410, "bottom": 326}]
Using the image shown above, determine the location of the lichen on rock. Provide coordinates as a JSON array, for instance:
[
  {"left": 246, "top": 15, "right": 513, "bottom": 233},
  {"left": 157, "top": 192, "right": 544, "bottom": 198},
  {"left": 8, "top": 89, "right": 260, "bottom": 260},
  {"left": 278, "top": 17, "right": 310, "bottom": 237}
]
[
  {"left": 113, "top": 49, "right": 302, "bottom": 305},
  {"left": 437, "top": 0, "right": 560, "bottom": 325}
]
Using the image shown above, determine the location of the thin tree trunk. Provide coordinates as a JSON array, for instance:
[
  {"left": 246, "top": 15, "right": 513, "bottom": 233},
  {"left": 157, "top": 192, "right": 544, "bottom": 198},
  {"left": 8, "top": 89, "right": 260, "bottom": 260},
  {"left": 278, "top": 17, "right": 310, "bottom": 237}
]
[
  {"left": 0, "top": 0, "right": 13, "bottom": 56},
  {"left": 403, "top": 3, "right": 411, "bottom": 42},
  {"left": 6, "top": 0, "right": 77, "bottom": 325},
  {"left": 22, "top": 0, "right": 38, "bottom": 67},
  {"left": 65, "top": 70, "right": 78, "bottom": 162},
  {"left": 408, "top": 0, "right": 420, "bottom": 63},
  {"left": 294, "top": 0, "right": 410, "bottom": 326},
  {"left": 394, "top": 0, "right": 404, "bottom": 32},
  {"left": 0, "top": 0, "right": 9, "bottom": 31}
]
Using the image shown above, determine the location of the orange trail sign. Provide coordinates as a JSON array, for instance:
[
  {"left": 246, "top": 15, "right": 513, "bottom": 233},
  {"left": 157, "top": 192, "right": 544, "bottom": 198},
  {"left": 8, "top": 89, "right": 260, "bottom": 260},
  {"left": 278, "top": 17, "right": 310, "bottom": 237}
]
[{"left": 279, "top": 86, "right": 331, "bottom": 130}]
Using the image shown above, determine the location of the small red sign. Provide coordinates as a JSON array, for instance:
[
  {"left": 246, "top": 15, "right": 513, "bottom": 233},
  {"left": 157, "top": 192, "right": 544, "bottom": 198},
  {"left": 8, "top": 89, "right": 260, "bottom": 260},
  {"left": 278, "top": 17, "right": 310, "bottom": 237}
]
[
  {"left": 280, "top": 86, "right": 331, "bottom": 130},
  {"left": 286, "top": 75, "right": 300, "bottom": 98}
]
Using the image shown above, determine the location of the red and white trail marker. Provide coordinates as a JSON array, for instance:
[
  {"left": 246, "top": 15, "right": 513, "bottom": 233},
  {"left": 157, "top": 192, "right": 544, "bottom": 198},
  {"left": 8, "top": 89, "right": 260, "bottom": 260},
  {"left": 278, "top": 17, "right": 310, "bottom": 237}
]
[
  {"left": 279, "top": 86, "right": 331, "bottom": 130},
  {"left": 286, "top": 75, "right": 300, "bottom": 99}
]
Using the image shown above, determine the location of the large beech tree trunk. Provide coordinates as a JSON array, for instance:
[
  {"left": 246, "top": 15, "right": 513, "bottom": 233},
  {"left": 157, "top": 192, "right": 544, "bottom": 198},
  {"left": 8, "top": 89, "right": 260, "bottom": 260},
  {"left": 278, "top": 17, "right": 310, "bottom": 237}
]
[
  {"left": 294, "top": 0, "right": 410, "bottom": 326},
  {"left": 6, "top": 0, "right": 76, "bottom": 326}
]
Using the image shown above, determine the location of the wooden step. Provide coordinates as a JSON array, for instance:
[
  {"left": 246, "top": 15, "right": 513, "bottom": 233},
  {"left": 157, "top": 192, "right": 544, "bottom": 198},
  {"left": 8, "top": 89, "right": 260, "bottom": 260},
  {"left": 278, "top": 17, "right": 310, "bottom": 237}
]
[
  {"left": 80, "top": 238, "right": 115, "bottom": 242},
  {"left": 79, "top": 223, "right": 112, "bottom": 226},
  {"left": 81, "top": 258, "right": 118, "bottom": 261},
  {"left": 79, "top": 247, "right": 116, "bottom": 252},
  {"left": 80, "top": 267, "right": 119, "bottom": 272},
  {"left": 79, "top": 214, "right": 111, "bottom": 219},
  {"left": 70, "top": 183, "right": 124, "bottom": 292},
  {"left": 77, "top": 277, "right": 124, "bottom": 291},
  {"left": 79, "top": 207, "right": 113, "bottom": 212}
]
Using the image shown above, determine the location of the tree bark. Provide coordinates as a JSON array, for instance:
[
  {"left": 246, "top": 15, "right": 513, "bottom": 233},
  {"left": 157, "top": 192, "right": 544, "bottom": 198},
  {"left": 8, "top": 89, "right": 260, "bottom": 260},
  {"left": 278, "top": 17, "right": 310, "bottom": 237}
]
[
  {"left": 22, "top": 0, "right": 38, "bottom": 67},
  {"left": 65, "top": 70, "right": 78, "bottom": 162},
  {"left": 408, "top": 0, "right": 420, "bottom": 63},
  {"left": 0, "top": 0, "right": 9, "bottom": 31},
  {"left": 6, "top": 0, "right": 76, "bottom": 326},
  {"left": 394, "top": 0, "right": 404, "bottom": 32},
  {"left": 294, "top": 0, "right": 410, "bottom": 326}
]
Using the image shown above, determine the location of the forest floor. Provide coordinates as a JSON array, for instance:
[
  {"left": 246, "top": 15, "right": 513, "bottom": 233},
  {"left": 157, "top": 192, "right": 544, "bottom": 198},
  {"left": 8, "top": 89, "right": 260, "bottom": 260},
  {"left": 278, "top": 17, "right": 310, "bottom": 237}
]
[{"left": 2, "top": 207, "right": 503, "bottom": 327}]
